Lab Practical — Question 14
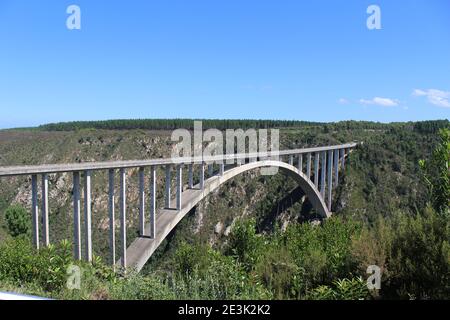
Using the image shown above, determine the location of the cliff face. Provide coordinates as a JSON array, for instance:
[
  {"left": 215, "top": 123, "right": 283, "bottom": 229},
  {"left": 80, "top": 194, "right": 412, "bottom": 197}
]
[{"left": 0, "top": 123, "right": 441, "bottom": 268}]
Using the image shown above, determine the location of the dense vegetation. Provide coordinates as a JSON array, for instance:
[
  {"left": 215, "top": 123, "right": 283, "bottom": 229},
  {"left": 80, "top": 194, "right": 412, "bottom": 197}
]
[
  {"left": 0, "top": 207, "right": 448, "bottom": 299},
  {"left": 37, "top": 118, "right": 449, "bottom": 133},
  {"left": 38, "top": 119, "right": 324, "bottom": 131},
  {"left": 0, "top": 121, "right": 448, "bottom": 299}
]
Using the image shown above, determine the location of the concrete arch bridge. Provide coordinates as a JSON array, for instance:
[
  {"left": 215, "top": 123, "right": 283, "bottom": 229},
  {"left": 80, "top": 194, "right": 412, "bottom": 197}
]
[{"left": 0, "top": 142, "right": 357, "bottom": 272}]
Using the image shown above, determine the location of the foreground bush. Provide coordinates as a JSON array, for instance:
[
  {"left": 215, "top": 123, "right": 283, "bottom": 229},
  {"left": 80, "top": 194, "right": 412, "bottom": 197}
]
[
  {"left": 352, "top": 207, "right": 450, "bottom": 299},
  {"left": 307, "top": 277, "right": 369, "bottom": 300},
  {"left": 1, "top": 209, "right": 448, "bottom": 300},
  {"left": 0, "top": 238, "right": 73, "bottom": 292}
]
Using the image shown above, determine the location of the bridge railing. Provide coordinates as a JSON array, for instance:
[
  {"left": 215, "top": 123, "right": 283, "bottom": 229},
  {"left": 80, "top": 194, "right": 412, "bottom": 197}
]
[{"left": 0, "top": 142, "right": 358, "bottom": 269}]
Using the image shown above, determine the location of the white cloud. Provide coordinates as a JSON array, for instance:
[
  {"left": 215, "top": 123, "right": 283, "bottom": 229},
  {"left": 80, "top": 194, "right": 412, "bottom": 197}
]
[
  {"left": 338, "top": 98, "right": 349, "bottom": 104},
  {"left": 412, "top": 89, "right": 427, "bottom": 96},
  {"left": 359, "top": 97, "right": 399, "bottom": 107},
  {"left": 412, "top": 88, "right": 450, "bottom": 108}
]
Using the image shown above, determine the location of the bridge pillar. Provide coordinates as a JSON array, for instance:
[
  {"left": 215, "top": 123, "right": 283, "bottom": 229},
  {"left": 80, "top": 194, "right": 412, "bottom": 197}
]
[
  {"left": 108, "top": 169, "right": 116, "bottom": 267},
  {"left": 200, "top": 162, "right": 205, "bottom": 189},
  {"left": 320, "top": 151, "right": 326, "bottom": 197},
  {"left": 73, "top": 172, "right": 81, "bottom": 260},
  {"left": 306, "top": 153, "right": 312, "bottom": 180},
  {"left": 41, "top": 174, "right": 49, "bottom": 246},
  {"left": 327, "top": 150, "right": 333, "bottom": 211},
  {"left": 176, "top": 164, "right": 182, "bottom": 210},
  {"left": 341, "top": 148, "right": 346, "bottom": 168},
  {"left": 314, "top": 152, "right": 319, "bottom": 187},
  {"left": 298, "top": 154, "right": 303, "bottom": 172},
  {"left": 188, "top": 164, "right": 193, "bottom": 189},
  {"left": 334, "top": 149, "right": 339, "bottom": 186},
  {"left": 289, "top": 155, "right": 294, "bottom": 166},
  {"left": 149, "top": 166, "right": 156, "bottom": 239},
  {"left": 139, "top": 167, "right": 145, "bottom": 236},
  {"left": 84, "top": 170, "right": 92, "bottom": 262},
  {"left": 120, "top": 168, "right": 127, "bottom": 268},
  {"left": 208, "top": 163, "right": 213, "bottom": 176},
  {"left": 165, "top": 165, "right": 171, "bottom": 209},
  {"left": 31, "top": 174, "right": 39, "bottom": 250},
  {"left": 219, "top": 162, "right": 225, "bottom": 176}
]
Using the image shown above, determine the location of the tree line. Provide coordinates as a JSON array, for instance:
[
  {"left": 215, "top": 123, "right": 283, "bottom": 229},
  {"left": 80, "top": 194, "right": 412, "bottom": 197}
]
[
  {"left": 38, "top": 119, "right": 449, "bottom": 132},
  {"left": 38, "top": 119, "right": 323, "bottom": 131}
]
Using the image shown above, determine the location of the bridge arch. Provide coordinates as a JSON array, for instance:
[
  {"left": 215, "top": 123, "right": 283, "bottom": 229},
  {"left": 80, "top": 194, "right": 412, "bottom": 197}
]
[{"left": 124, "top": 160, "right": 330, "bottom": 271}]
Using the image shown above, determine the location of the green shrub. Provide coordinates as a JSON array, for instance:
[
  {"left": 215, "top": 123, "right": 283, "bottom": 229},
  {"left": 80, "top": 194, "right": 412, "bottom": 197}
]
[
  {"left": 226, "top": 218, "right": 265, "bottom": 270},
  {"left": 173, "top": 241, "right": 214, "bottom": 275},
  {"left": 419, "top": 128, "right": 450, "bottom": 215},
  {"left": 307, "top": 277, "right": 369, "bottom": 300},
  {"left": 284, "top": 217, "right": 360, "bottom": 294},
  {"left": 386, "top": 208, "right": 450, "bottom": 299},
  {"left": 166, "top": 240, "right": 272, "bottom": 299},
  {"left": 5, "top": 204, "right": 30, "bottom": 237},
  {"left": 255, "top": 246, "right": 301, "bottom": 299},
  {"left": 110, "top": 273, "right": 175, "bottom": 300},
  {"left": 351, "top": 207, "right": 450, "bottom": 299},
  {"left": 0, "top": 238, "right": 74, "bottom": 292}
]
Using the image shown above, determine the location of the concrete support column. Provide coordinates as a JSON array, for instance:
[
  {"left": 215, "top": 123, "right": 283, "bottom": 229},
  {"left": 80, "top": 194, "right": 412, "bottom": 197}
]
[
  {"left": 31, "top": 174, "right": 39, "bottom": 250},
  {"left": 200, "top": 162, "right": 205, "bottom": 190},
  {"left": 327, "top": 150, "right": 333, "bottom": 211},
  {"left": 149, "top": 166, "right": 156, "bottom": 239},
  {"left": 334, "top": 149, "right": 339, "bottom": 187},
  {"left": 320, "top": 151, "right": 326, "bottom": 197},
  {"left": 188, "top": 164, "right": 193, "bottom": 189},
  {"left": 120, "top": 168, "right": 127, "bottom": 269},
  {"left": 108, "top": 169, "right": 115, "bottom": 267},
  {"left": 314, "top": 153, "right": 320, "bottom": 187},
  {"left": 41, "top": 174, "right": 49, "bottom": 246},
  {"left": 289, "top": 155, "right": 294, "bottom": 166},
  {"left": 138, "top": 167, "right": 145, "bottom": 236},
  {"left": 306, "top": 153, "right": 312, "bottom": 180},
  {"left": 219, "top": 162, "right": 225, "bottom": 176},
  {"left": 208, "top": 163, "right": 213, "bottom": 176},
  {"left": 298, "top": 154, "right": 303, "bottom": 172},
  {"left": 165, "top": 165, "right": 171, "bottom": 209},
  {"left": 176, "top": 165, "right": 182, "bottom": 211},
  {"left": 84, "top": 170, "right": 92, "bottom": 262},
  {"left": 341, "top": 148, "right": 346, "bottom": 168},
  {"left": 73, "top": 172, "right": 81, "bottom": 260}
]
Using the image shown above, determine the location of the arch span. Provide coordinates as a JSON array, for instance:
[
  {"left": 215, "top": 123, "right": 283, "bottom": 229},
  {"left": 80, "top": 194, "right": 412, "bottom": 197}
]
[{"left": 123, "top": 160, "right": 330, "bottom": 271}]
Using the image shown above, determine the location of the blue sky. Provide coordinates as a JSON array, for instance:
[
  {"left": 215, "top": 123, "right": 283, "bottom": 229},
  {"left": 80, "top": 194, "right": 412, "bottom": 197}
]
[{"left": 0, "top": 0, "right": 449, "bottom": 128}]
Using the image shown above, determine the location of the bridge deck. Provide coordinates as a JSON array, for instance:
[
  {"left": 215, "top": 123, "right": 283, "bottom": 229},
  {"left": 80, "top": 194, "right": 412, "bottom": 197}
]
[{"left": 0, "top": 143, "right": 357, "bottom": 177}]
